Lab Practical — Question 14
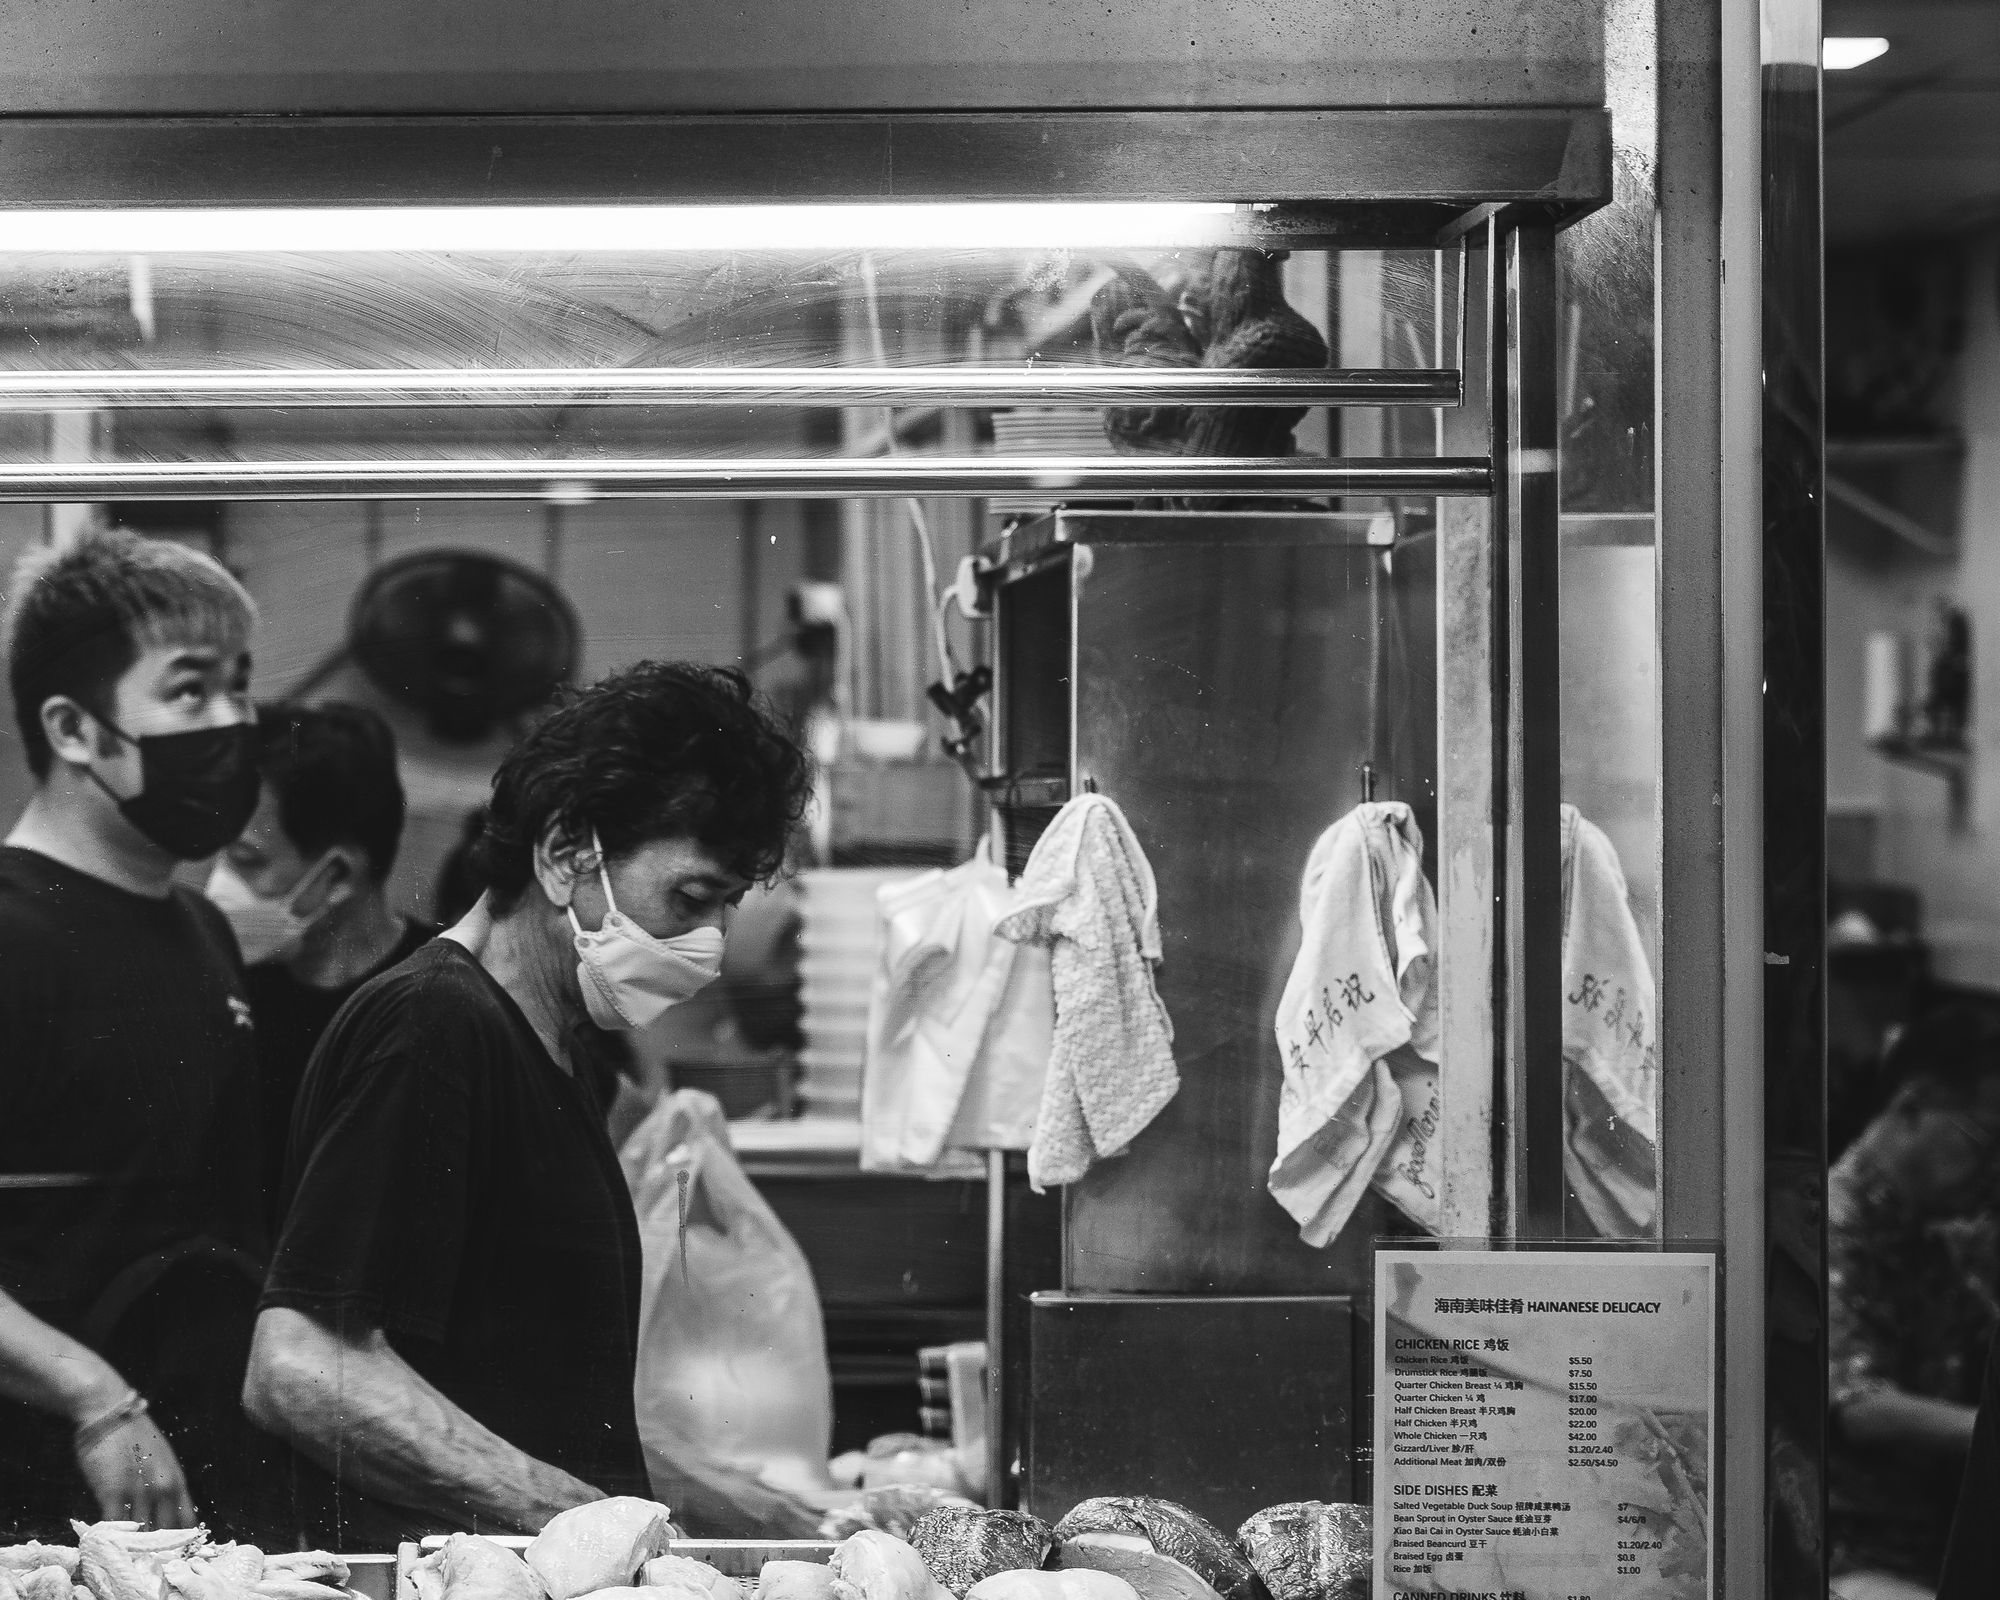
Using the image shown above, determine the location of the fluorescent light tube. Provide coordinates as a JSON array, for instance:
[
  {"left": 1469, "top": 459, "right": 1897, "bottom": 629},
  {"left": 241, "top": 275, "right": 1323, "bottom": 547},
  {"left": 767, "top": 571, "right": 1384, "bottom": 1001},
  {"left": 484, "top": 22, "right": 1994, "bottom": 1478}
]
[
  {"left": 1823, "top": 36, "right": 1889, "bottom": 70},
  {"left": 0, "top": 202, "right": 1248, "bottom": 255}
]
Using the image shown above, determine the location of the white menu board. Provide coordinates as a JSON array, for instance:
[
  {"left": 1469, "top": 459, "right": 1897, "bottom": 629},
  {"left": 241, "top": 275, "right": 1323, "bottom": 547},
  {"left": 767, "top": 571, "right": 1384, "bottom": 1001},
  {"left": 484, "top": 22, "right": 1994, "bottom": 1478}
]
[{"left": 1373, "top": 1249, "right": 1715, "bottom": 1600}]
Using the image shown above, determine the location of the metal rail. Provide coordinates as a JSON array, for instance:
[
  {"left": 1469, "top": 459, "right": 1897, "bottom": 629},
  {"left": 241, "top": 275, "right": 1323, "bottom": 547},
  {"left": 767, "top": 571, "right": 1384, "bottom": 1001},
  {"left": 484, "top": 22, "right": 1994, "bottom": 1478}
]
[
  {"left": 0, "top": 454, "right": 1493, "bottom": 502},
  {"left": 0, "top": 365, "right": 1460, "bottom": 411}
]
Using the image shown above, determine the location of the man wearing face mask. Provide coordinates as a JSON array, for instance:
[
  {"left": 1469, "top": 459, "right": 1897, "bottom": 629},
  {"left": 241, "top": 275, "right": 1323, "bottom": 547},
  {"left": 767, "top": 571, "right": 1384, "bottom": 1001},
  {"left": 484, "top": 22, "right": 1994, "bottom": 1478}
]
[
  {"left": 206, "top": 702, "right": 436, "bottom": 1224},
  {"left": 244, "top": 661, "right": 817, "bottom": 1544},
  {"left": 0, "top": 528, "right": 266, "bottom": 1535}
]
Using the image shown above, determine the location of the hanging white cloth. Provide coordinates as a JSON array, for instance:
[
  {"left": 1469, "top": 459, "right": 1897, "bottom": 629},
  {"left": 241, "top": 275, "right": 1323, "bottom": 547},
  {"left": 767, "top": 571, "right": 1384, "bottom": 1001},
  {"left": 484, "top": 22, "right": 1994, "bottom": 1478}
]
[
  {"left": 994, "top": 793, "right": 1177, "bottom": 1192},
  {"left": 860, "top": 843, "right": 1050, "bottom": 1173},
  {"left": 1560, "top": 805, "right": 1659, "bottom": 1237},
  {"left": 1270, "top": 801, "right": 1442, "bottom": 1245}
]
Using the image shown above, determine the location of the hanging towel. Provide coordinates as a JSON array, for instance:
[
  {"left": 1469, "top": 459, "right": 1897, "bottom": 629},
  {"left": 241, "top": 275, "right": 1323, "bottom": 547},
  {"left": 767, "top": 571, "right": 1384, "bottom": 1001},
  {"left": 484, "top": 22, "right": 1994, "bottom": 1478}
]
[
  {"left": 861, "top": 844, "right": 1051, "bottom": 1173},
  {"left": 1560, "top": 805, "right": 1659, "bottom": 1237},
  {"left": 1271, "top": 801, "right": 1442, "bottom": 1245},
  {"left": 994, "top": 793, "right": 1177, "bottom": 1191}
]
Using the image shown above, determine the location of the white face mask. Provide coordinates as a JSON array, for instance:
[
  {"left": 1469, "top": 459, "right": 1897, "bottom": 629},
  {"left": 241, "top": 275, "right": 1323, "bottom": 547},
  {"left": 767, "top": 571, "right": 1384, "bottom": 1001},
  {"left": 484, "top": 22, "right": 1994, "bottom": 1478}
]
[
  {"left": 205, "top": 855, "right": 333, "bottom": 966},
  {"left": 568, "top": 831, "right": 727, "bottom": 1031}
]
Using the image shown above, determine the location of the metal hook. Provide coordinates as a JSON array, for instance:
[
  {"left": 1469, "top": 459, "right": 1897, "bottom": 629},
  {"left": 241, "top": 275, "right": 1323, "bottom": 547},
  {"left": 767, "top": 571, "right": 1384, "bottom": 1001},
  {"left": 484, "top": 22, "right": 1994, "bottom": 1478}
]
[{"left": 1360, "top": 762, "right": 1376, "bottom": 803}]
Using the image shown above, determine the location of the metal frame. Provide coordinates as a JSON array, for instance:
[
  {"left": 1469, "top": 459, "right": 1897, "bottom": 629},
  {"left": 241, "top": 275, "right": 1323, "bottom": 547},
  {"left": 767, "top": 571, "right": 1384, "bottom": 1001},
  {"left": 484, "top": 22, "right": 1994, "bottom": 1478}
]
[
  {"left": 1502, "top": 222, "right": 1566, "bottom": 1236},
  {"left": 0, "top": 366, "right": 1461, "bottom": 411},
  {"left": 1660, "top": 0, "right": 1771, "bottom": 1597},
  {"left": 1430, "top": 214, "right": 1566, "bottom": 1241},
  {"left": 1757, "top": 12, "right": 1827, "bottom": 1600},
  {"left": 0, "top": 110, "right": 1608, "bottom": 221},
  {"left": 0, "top": 103, "right": 1604, "bottom": 1520},
  {"left": 1435, "top": 238, "right": 1499, "bottom": 1242},
  {"left": 0, "top": 455, "right": 1493, "bottom": 503}
]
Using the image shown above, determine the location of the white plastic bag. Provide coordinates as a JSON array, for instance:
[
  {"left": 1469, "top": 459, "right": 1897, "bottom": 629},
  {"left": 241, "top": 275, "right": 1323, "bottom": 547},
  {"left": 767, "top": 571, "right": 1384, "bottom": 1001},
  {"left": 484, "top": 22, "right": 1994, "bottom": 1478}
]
[
  {"left": 862, "top": 845, "right": 1051, "bottom": 1173},
  {"left": 621, "top": 1090, "right": 835, "bottom": 1504}
]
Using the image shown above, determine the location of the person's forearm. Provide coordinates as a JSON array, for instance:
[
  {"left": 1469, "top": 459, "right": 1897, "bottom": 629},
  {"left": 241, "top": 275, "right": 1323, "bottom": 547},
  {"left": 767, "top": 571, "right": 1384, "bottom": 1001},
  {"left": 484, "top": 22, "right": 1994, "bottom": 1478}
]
[
  {"left": 1840, "top": 1385, "right": 1979, "bottom": 1454},
  {"left": 0, "top": 1288, "right": 127, "bottom": 1421},
  {"left": 246, "top": 1309, "right": 602, "bottom": 1531}
]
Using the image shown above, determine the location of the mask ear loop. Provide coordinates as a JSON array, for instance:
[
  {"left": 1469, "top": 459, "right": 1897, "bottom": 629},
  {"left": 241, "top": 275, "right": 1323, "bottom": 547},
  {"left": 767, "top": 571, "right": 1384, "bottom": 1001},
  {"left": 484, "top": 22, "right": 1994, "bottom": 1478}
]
[
  {"left": 590, "top": 827, "right": 621, "bottom": 917},
  {"left": 284, "top": 852, "right": 340, "bottom": 921},
  {"left": 76, "top": 707, "right": 140, "bottom": 808}
]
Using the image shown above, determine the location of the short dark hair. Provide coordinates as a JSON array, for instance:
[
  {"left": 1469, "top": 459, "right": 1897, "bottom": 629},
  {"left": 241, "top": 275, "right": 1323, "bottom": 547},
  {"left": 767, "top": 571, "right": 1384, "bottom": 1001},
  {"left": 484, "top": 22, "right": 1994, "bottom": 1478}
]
[
  {"left": 5, "top": 528, "right": 257, "bottom": 778},
  {"left": 256, "top": 701, "right": 407, "bottom": 883},
  {"left": 473, "top": 661, "right": 811, "bottom": 911}
]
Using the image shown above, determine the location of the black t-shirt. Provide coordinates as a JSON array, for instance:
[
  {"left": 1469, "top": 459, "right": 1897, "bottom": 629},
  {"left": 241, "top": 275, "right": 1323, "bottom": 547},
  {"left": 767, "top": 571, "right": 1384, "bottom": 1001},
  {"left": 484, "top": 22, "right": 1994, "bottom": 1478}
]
[
  {"left": 0, "top": 845, "right": 263, "bottom": 1323},
  {"left": 0, "top": 845, "right": 267, "bottom": 1538},
  {"left": 261, "top": 939, "right": 649, "bottom": 1544},
  {"left": 244, "top": 916, "right": 436, "bottom": 1221}
]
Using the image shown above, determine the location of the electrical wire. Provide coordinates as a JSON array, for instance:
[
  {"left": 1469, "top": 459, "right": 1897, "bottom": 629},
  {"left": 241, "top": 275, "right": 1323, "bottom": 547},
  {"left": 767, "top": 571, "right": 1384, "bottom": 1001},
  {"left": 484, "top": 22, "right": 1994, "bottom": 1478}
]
[{"left": 859, "top": 253, "right": 958, "bottom": 683}]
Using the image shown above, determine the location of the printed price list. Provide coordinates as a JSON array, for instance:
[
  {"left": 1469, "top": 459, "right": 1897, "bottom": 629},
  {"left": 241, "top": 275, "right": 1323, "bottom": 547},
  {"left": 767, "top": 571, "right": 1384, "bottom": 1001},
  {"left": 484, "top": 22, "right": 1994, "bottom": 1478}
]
[{"left": 1372, "top": 1250, "right": 1716, "bottom": 1600}]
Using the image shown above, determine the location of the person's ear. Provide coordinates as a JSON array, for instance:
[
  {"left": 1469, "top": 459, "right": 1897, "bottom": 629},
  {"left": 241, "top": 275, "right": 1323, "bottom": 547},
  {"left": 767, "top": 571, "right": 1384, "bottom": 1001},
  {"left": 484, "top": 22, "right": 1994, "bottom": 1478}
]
[
  {"left": 531, "top": 824, "right": 597, "bottom": 911},
  {"left": 39, "top": 695, "right": 104, "bottom": 770},
  {"left": 299, "top": 846, "right": 366, "bottom": 918}
]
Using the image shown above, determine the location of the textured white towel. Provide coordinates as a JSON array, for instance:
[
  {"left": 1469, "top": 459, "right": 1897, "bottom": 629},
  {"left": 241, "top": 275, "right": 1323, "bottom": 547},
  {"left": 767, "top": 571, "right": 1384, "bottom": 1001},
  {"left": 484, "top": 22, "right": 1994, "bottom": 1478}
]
[
  {"left": 994, "top": 793, "right": 1177, "bottom": 1191},
  {"left": 1560, "top": 805, "right": 1659, "bottom": 1237},
  {"left": 1271, "top": 802, "right": 1441, "bottom": 1244},
  {"left": 861, "top": 847, "right": 1051, "bottom": 1172}
]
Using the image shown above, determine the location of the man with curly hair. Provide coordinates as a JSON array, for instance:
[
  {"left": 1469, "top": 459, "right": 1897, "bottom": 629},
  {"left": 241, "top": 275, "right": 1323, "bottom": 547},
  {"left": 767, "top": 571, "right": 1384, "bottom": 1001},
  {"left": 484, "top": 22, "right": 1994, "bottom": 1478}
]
[{"left": 244, "top": 662, "right": 814, "bottom": 1544}]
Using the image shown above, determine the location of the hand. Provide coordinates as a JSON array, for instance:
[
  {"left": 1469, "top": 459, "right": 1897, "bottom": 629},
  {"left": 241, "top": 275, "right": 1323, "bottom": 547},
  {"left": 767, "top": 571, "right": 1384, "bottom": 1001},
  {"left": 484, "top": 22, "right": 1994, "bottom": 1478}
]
[{"left": 75, "top": 1411, "right": 197, "bottom": 1528}]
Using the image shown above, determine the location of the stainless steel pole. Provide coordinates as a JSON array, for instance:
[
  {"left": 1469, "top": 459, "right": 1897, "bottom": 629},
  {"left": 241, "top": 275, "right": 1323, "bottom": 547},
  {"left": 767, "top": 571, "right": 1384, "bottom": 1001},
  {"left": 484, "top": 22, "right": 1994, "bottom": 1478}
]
[
  {"left": 0, "top": 366, "right": 1462, "bottom": 411},
  {"left": 984, "top": 1149, "right": 1007, "bottom": 1509},
  {"left": 0, "top": 455, "right": 1495, "bottom": 502}
]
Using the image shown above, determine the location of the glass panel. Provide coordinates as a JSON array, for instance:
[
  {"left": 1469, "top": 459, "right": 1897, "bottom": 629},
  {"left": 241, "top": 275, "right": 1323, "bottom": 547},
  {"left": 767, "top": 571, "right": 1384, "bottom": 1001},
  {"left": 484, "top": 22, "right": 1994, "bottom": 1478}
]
[
  {"left": 0, "top": 211, "right": 1650, "bottom": 1560},
  {"left": 1554, "top": 0, "right": 1662, "bottom": 1241}
]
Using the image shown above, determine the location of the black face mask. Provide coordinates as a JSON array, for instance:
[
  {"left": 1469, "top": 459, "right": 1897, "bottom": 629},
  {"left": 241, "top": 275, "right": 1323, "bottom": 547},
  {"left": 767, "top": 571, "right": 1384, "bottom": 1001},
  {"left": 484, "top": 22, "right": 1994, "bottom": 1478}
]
[{"left": 89, "top": 717, "right": 261, "bottom": 861}]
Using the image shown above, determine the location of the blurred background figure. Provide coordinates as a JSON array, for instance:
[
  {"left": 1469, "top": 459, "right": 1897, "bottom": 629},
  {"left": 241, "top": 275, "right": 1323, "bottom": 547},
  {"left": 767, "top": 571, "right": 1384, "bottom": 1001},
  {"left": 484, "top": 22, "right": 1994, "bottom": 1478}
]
[
  {"left": 207, "top": 701, "right": 437, "bottom": 1221},
  {"left": 1829, "top": 1005, "right": 2000, "bottom": 1600}
]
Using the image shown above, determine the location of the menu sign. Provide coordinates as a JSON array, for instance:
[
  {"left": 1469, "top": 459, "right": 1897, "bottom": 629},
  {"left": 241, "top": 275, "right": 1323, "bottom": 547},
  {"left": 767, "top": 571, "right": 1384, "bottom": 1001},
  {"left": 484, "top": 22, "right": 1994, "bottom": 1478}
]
[{"left": 1372, "top": 1249, "right": 1715, "bottom": 1600}]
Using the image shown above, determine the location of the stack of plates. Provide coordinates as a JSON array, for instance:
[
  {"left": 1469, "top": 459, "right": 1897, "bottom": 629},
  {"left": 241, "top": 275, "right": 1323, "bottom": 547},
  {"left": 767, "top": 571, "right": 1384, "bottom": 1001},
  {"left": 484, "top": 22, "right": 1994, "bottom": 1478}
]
[
  {"left": 987, "top": 408, "right": 1114, "bottom": 515},
  {"left": 796, "top": 867, "right": 925, "bottom": 1115}
]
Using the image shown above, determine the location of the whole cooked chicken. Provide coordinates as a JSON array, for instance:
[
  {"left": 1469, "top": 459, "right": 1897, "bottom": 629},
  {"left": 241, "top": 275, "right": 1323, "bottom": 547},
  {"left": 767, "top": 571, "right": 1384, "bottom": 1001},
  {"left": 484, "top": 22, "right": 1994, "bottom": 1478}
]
[
  {"left": 1090, "top": 261, "right": 1204, "bottom": 457},
  {"left": 827, "top": 1532, "right": 951, "bottom": 1600},
  {"left": 1180, "top": 250, "right": 1329, "bottom": 462},
  {"left": 435, "top": 1534, "right": 549, "bottom": 1600},
  {"left": 526, "top": 1499, "right": 675, "bottom": 1600}
]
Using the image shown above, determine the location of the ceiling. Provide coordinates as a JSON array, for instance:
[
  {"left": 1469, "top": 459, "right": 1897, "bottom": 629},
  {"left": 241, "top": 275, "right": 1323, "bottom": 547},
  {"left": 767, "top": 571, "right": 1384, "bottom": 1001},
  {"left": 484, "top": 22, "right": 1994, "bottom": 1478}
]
[{"left": 1825, "top": 0, "right": 2000, "bottom": 249}]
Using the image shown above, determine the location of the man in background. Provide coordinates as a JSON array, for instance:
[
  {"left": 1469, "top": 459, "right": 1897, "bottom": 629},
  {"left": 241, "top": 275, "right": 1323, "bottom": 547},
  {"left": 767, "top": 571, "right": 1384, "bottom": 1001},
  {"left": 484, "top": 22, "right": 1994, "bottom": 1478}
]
[
  {"left": 206, "top": 702, "right": 435, "bottom": 1219},
  {"left": 1829, "top": 1005, "right": 2000, "bottom": 1599},
  {"left": 0, "top": 527, "right": 266, "bottom": 1533}
]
